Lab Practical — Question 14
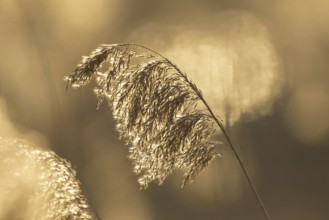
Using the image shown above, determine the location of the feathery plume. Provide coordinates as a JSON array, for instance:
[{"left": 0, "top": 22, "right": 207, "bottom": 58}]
[
  {"left": 65, "top": 44, "right": 221, "bottom": 188},
  {"left": 65, "top": 43, "right": 272, "bottom": 220},
  {"left": 0, "top": 137, "right": 97, "bottom": 220}
]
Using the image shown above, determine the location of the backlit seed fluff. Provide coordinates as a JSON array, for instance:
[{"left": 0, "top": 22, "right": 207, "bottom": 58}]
[
  {"left": 65, "top": 43, "right": 222, "bottom": 188},
  {"left": 0, "top": 137, "right": 97, "bottom": 219}
]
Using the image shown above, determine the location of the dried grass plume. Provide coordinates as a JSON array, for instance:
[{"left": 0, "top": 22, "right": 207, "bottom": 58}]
[
  {"left": 0, "top": 137, "right": 97, "bottom": 220},
  {"left": 64, "top": 43, "right": 273, "bottom": 220},
  {"left": 65, "top": 44, "right": 222, "bottom": 188}
]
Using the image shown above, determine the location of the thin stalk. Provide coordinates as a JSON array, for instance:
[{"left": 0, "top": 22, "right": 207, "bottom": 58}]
[
  {"left": 197, "top": 95, "right": 272, "bottom": 220},
  {"left": 123, "top": 43, "right": 272, "bottom": 220}
]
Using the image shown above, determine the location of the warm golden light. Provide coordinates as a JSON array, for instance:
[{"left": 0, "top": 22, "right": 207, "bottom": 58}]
[
  {"left": 129, "top": 11, "right": 283, "bottom": 126},
  {"left": 1, "top": 0, "right": 329, "bottom": 219}
]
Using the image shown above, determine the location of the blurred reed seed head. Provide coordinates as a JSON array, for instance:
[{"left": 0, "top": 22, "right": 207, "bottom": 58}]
[
  {"left": 0, "top": 137, "right": 97, "bottom": 220},
  {"left": 65, "top": 44, "right": 222, "bottom": 188}
]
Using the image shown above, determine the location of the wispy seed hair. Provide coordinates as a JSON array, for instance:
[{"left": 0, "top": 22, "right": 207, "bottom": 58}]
[
  {"left": 65, "top": 44, "right": 221, "bottom": 188},
  {"left": 0, "top": 137, "right": 97, "bottom": 219}
]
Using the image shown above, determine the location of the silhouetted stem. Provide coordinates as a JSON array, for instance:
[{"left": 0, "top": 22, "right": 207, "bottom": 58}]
[
  {"left": 123, "top": 43, "right": 272, "bottom": 220},
  {"left": 196, "top": 96, "right": 272, "bottom": 220}
]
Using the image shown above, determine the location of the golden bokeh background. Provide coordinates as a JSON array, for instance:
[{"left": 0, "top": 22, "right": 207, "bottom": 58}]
[{"left": 1, "top": 0, "right": 329, "bottom": 219}]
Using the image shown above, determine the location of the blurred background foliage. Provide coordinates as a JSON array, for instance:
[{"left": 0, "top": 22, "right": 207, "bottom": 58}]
[{"left": 0, "top": 0, "right": 329, "bottom": 219}]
